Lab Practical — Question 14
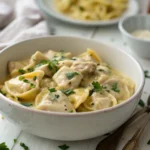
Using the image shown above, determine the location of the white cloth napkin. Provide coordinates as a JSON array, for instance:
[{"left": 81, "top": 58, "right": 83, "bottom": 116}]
[
  {"left": 0, "top": 0, "right": 49, "bottom": 50},
  {"left": 0, "top": 0, "right": 149, "bottom": 51}
]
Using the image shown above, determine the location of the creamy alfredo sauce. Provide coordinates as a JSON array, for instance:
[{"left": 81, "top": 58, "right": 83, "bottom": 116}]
[
  {"left": 0, "top": 49, "right": 135, "bottom": 113},
  {"left": 132, "top": 30, "right": 150, "bottom": 40}
]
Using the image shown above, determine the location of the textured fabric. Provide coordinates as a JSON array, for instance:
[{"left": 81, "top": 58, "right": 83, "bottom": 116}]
[{"left": 0, "top": 0, "right": 48, "bottom": 50}]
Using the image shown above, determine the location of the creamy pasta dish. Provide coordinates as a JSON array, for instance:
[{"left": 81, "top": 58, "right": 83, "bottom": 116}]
[
  {"left": 54, "top": 0, "right": 128, "bottom": 21},
  {"left": 0, "top": 49, "right": 135, "bottom": 113}
]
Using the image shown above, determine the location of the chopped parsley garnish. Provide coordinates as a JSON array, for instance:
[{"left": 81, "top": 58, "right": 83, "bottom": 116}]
[
  {"left": 33, "top": 76, "right": 37, "bottom": 81},
  {"left": 147, "top": 139, "right": 150, "bottom": 145},
  {"left": 62, "top": 89, "right": 75, "bottom": 96},
  {"left": 92, "top": 81, "right": 103, "bottom": 92},
  {"left": 66, "top": 72, "right": 79, "bottom": 80},
  {"left": 144, "top": 70, "right": 150, "bottom": 78},
  {"left": 0, "top": 142, "right": 9, "bottom": 150},
  {"left": 23, "top": 79, "right": 30, "bottom": 83},
  {"left": 0, "top": 89, "right": 6, "bottom": 96},
  {"left": 14, "top": 139, "right": 17, "bottom": 143},
  {"left": 19, "top": 76, "right": 25, "bottom": 80},
  {"left": 111, "top": 82, "right": 120, "bottom": 93},
  {"left": 71, "top": 57, "right": 77, "bottom": 60},
  {"left": 18, "top": 69, "right": 26, "bottom": 74},
  {"left": 20, "top": 142, "right": 29, "bottom": 150},
  {"left": 58, "top": 144, "right": 69, "bottom": 150},
  {"left": 21, "top": 103, "right": 33, "bottom": 107},
  {"left": 138, "top": 99, "right": 145, "bottom": 108},
  {"left": 49, "top": 88, "right": 56, "bottom": 92},
  {"left": 55, "top": 94, "right": 60, "bottom": 99},
  {"left": 36, "top": 60, "right": 58, "bottom": 73},
  {"left": 27, "top": 68, "right": 34, "bottom": 72},
  {"left": 30, "top": 83, "right": 35, "bottom": 88}
]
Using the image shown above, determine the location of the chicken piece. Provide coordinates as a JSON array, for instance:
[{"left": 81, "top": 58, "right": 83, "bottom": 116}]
[
  {"left": 8, "top": 59, "right": 29, "bottom": 74},
  {"left": 71, "top": 61, "right": 96, "bottom": 75},
  {"left": 40, "top": 78, "right": 57, "bottom": 89},
  {"left": 97, "top": 65, "right": 111, "bottom": 75},
  {"left": 57, "top": 59, "right": 73, "bottom": 68},
  {"left": 44, "top": 50, "right": 72, "bottom": 60},
  {"left": 53, "top": 66, "right": 83, "bottom": 89},
  {"left": 35, "top": 89, "right": 75, "bottom": 113}
]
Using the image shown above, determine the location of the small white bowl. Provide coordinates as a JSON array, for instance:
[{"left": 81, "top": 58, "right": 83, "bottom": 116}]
[
  {"left": 0, "top": 36, "right": 144, "bottom": 141},
  {"left": 119, "top": 15, "right": 150, "bottom": 58}
]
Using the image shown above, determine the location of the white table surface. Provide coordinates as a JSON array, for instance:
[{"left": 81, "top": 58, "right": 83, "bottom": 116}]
[{"left": 0, "top": 16, "right": 150, "bottom": 150}]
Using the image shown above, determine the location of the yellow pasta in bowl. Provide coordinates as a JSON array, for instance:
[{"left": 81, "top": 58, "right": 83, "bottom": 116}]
[
  {"left": 54, "top": 0, "right": 128, "bottom": 21},
  {"left": 0, "top": 48, "right": 135, "bottom": 113}
]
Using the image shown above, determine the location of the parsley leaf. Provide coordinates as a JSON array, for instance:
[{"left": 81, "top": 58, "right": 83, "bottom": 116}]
[
  {"left": 33, "top": 76, "right": 37, "bottom": 81},
  {"left": 147, "top": 139, "right": 150, "bottom": 145},
  {"left": 144, "top": 70, "right": 150, "bottom": 78},
  {"left": 66, "top": 72, "right": 79, "bottom": 80},
  {"left": 20, "top": 142, "right": 29, "bottom": 150},
  {"left": 92, "top": 81, "right": 103, "bottom": 92},
  {"left": 21, "top": 103, "right": 33, "bottom": 107},
  {"left": 18, "top": 69, "right": 26, "bottom": 74},
  {"left": 58, "top": 144, "right": 69, "bottom": 150},
  {"left": 61, "top": 89, "right": 75, "bottom": 96},
  {"left": 19, "top": 76, "right": 25, "bottom": 80},
  {"left": 111, "top": 82, "right": 120, "bottom": 93},
  {"left": 14, "top": 139, "right": 17, "bottom": 143},
  {"left": 138, "top": 99, "right": 145, "bottom": 108},
  {"left": 49, "top": 88, "right": 56, "bottom": 92},
  {"left": 0, "top": 142, "right": 9, "bottom": 150},
  {"left": 27, "top": 68, "right": 34, "bottom": 72}
]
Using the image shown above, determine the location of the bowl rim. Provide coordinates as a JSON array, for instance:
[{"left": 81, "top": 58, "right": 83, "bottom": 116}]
[
  {"left": 36, "top": 0, "right": 139, "bottom": 26},
  {"left": 0, "top": 36, "right": 145, "bottom": 117},
  {"left": 119, "top": 14, "right": 150, "bottom": 42}
]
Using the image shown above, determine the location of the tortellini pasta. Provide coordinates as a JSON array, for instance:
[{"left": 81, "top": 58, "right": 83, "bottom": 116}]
[
  {"left": 0, "top": 49, "right": 135, "bottom": 113},
  {"left": 54, "top": 0, "right": 128, "bottom": 21}
]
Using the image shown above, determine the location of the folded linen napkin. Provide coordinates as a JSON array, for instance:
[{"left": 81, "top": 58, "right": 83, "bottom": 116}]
[{"left": 0, "top": 0, "right": 49, "bottom": 50}]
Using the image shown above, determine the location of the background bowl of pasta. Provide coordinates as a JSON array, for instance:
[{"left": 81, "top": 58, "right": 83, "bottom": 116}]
[
  {"left": 0, "top": 36, "right": 144, "bottom": 141},
  {"left": 36, "top": 0, "right": 139, "bottom": 26}
]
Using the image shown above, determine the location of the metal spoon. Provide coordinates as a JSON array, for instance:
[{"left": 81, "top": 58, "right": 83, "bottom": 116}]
[
  {"left": 96, "top": 97, "right": 150, "bottom": 150},
  {"left": 122, "top": 96, "right": 150, "bottom": 150}
]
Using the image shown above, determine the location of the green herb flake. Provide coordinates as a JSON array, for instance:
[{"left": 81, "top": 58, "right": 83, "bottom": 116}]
[
  {"left": 27, "top": 68, "right": 34, "bottom": 72},
  {"left": 33, "top": 76, "right": 37, "bottom": 81},
  {"left": 14, "top": 139, "right": 17, "bottom": 143},
  {"left": 49, "top": 88, "right": 56, "bottom": 93},
  {"left": 111, "top": 82, "right": 120, "bottom": 93},
  {"left": 55, "top": 94, "right": 60, "bottom": 99},
  {"left": 92, "top": 81, "right": 103, "bottom": 92},
  {"left": 138, "top": 99, "right": 145, "bottom": 108},
  {"left": 147, "top": 139, "right": 150, "bottom": 145},
  {"left": 0, "top": 89, "right": 6, "bottom": 96},
  {"left": 19, "top": 76, "right": 25, "bottom": 80},
  {"left": 66, "top": 72, "right": 79, "bottom": 80},
  {"left": 0, "top": 142, "right": 9, "bottom": 150},
  {"left": 144, "top": 70, "right": 150, "bottom": 78},
  {"left": 30, "top": 83, "right": 35, "bottom": 88},
  {"left": 18, "top": 69, "right": 26, "bottom": 74},
  {"left": 58, "top": 144, "right": 69, "bottom": 150},
  {"left": 20, "top": 142, "right": 29, "bottom": 150},
  {"left": 23, "top": 79, "right": 30, "bottom": 83},
  {"left": 62, "top": 89, "right": 75, "bottom": 96},
  {"left": 21, "top": 103, "right": 33, "bottom": 107}
]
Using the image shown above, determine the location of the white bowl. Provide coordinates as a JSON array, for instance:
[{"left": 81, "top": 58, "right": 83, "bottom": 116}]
[
  {"left": 119, "top": 15, "right": 150, "bottom": 58},
  {"left": 0, "top": 36, "right": 144, "bottom": 141},
  {"left": 36, "top": 0, "right": 139, "bottom": 26}
]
